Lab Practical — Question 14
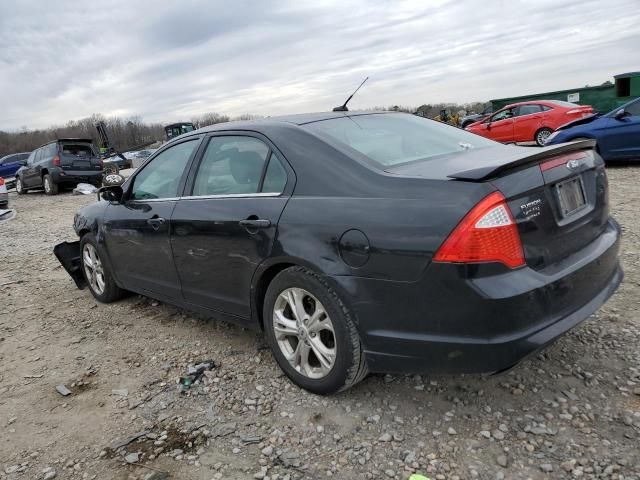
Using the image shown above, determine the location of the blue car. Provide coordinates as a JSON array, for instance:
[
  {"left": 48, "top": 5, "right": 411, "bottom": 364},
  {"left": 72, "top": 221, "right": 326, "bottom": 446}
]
[
  {"left": 545, "top": 97, "right": 640, "bottom": 161},
  {"left": 0, "top": 152, "right": 30, "bottom": 186}
]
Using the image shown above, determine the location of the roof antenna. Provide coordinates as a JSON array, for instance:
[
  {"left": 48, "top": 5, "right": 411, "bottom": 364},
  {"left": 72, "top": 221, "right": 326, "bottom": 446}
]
[{"left": 333, "top": 77, "right": 369, "bottom": 112}]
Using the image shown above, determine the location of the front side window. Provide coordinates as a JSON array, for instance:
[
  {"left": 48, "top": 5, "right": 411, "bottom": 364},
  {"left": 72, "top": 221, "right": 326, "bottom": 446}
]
[
  {"left": 304, "top": 113, "right": 495, "bottom": 168},
  {"left": 192, "top": 136, "right": 270, "bottom": 196},
  {"left": 131, "top": 140, "right": 198, "bottom": 200},
  {"left": 625, "top": 99, "right": 640, "bottom": 116},
  {"left": 491, "top": 108, "right": 515, "bottom": 122}
]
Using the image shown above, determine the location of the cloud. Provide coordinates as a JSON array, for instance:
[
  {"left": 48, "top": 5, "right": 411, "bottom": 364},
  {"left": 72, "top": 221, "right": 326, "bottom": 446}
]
[{"left": 0, "top": 0, "right": 638, "bottom": 130}]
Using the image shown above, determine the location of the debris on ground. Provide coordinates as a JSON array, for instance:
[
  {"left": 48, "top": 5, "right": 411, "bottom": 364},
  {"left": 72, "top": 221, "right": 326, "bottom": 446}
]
[
  {"left": 55, "top": 384, "right": 72, "bottom": 396},
  {"left": 179, "top": 359, "right": 215, "bottom": 392},
  {"left": 72, "top": 183, "right": 98, "bottom": 195}
]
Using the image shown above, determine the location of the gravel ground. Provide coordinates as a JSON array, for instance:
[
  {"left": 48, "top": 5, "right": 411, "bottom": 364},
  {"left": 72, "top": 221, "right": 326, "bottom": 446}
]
[{"left": 1, "top": 166, "right": 639, "bottom": 480}]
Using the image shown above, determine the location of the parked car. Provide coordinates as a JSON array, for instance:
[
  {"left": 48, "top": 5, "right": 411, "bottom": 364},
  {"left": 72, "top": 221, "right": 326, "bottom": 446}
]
[
  {"left": 16, "top": 139, "right": 103, "bottom": 195},
  {"left": 466, "top": 100, "right": 594, "bottom": 146},
  {"left": 103, "top": 154, "right": 132, "bottom": 171},
  {"left": 545, "top": 97, "right": 640, "bottom": 160},
  {"left": 0, "top": 152, "right": 30, "bottom": 185},
  {"left": 55, "top": 112, "right": 622, "bottom": 394},
  {"left": 134, "top": 149, "right": 156, "bottom": 159},
  {"left": 0, "top": 177, "right": 8, "bottom": 209},
  {"left": 459, "top": 105, "right": 493, "bottom": 128}
]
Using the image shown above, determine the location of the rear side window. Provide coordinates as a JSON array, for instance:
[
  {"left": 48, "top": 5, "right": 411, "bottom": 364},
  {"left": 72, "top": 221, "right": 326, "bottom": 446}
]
[
  {"left": 192, "top": 136, "right": 270, "bottom": 196},
  {"left": 517, "top": 105, "right": 542, "bottom": 116},
  {"left": 262, "top": 153, "right": 287, "bottom": 193},
  {"left": 131, "top": 140, "right": 199, "bottom": 200}
]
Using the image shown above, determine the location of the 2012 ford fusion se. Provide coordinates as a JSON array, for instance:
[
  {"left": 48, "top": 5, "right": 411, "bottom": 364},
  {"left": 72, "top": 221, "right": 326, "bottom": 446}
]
[{"left": 54, "top": 112, "right": 623, "bottom": 394}]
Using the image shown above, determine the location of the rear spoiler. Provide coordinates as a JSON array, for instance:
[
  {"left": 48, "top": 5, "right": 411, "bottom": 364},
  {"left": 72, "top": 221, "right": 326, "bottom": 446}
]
[{"left": 448, "top": 140, "right": 597, "bottom": 181}]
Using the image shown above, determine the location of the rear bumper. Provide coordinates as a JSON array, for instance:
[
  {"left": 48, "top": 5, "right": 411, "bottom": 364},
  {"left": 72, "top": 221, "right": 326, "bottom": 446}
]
[
  {"left": 51, "top": 168, "right": 102, "bottom": 184},
  {"left": 331, "top": 218, "right": 622, "bottom": 374}
]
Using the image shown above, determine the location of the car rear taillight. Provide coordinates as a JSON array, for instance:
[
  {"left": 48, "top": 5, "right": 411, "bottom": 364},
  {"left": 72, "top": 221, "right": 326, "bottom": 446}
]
[
  {"left": 53, "top": 155, "right": 61, "bottom": 166},
  {"left": 0, "top": 177, "right": 5, "bottom": 186},
  {"left": 433, "top": 191, "right": 525, "bottom": 269}
]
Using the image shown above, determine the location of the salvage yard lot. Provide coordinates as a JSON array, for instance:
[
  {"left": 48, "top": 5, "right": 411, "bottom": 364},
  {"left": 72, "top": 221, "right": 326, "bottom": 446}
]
[{"left": 1, "top": 166, "right": 639, "bottom": 480}]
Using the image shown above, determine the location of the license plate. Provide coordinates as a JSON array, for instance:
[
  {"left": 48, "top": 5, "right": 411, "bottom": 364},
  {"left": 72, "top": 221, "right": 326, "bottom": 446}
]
[
  {"left": 556, "top": 176, "right": 587, "bottom": 217},
  {"left": 74, "top": 160, "right": 90, "bottom": 168}
]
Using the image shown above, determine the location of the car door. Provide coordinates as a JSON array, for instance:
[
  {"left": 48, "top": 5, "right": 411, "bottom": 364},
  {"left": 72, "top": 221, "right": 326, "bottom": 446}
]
[
  {"left": 599, "top": 99, "right": 640, "bottom": 159},
  {"left": 171, "top": 133, "right": 292, "bottom": 318},
  {"left": 22, "top": 148, "right": 42, "bottom": 187},
  {"left": 512, "top": 104, "right": 544, "bottom": 142},
  {"left": 103, "top": 136, "right": 202, "bottom": 299},
  {"left": 484, "top": 108, "right": 516, "bottom": 142}
]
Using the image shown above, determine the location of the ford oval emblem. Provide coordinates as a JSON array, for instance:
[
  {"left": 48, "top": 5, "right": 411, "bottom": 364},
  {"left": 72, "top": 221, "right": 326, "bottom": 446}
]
[{"left": 566, "top": 159, "right": 580, "bottom": 170}]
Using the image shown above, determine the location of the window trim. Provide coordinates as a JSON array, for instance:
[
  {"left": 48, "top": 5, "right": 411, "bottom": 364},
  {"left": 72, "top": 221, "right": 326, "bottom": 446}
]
[{"left": 183, "top": 131, "right": 293, "bottom": 199}]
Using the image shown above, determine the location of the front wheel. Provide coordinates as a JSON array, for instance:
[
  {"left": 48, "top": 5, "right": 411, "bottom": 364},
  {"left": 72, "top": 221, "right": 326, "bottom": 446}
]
[
  {"left": 263, "top": 267, "right": 368, "bottom": 394},
  {"left": 43, "top": 174, "right": 59, "bottom": 195},
  {"left": 15, "top": 177, "right": 26, "bottom": 194},
  {"left": 80, "top": 233, "right": 125, "bottom": 303},
  {"left": 535, "top": 127, "right": 554, "bottom": 146}
]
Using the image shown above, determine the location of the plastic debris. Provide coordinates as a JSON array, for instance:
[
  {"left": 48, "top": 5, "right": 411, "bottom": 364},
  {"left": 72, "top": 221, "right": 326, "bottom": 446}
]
[
  {"left": 56, "top": 385, "right": 72, "bottom": 396},
  {"left": 72, "top": 183, "right": 98, "bottom": 195},
  {"left": 179, "top": 359, "right": 215, "bottom": 393},
  {"left": 111, "top": 388, "right": 129, "bottom": 397},
  {"left": 0, "top": 209, "right": 16, "bottom": 222}
]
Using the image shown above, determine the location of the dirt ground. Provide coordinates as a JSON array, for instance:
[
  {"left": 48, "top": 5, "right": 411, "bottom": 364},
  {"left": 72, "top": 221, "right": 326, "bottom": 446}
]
[{"left": 1, "top": 166, "right": 639, "bottom": 480}]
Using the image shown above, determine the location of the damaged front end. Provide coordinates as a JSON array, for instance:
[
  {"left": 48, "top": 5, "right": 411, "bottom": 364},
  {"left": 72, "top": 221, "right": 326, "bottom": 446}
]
[{"left": 53, "top": 241, "right": 86, "bottom": 289}]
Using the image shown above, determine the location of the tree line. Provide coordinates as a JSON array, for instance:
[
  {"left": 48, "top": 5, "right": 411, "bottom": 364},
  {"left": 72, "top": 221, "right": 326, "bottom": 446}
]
[{"left": 0, "top": 103, "right": 488, "bottom": 156}]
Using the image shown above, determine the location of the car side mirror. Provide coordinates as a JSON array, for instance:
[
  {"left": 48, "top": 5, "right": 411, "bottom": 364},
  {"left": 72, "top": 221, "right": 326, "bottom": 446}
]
[
  {"left": 614, "top": 108, "right": 629, "bottom": 120},
  {"left": 98, "top": 185, "right": 124, "bottom": 203},
  {"left": 486, "top": 122, "right": 492, "bottom": 130}
]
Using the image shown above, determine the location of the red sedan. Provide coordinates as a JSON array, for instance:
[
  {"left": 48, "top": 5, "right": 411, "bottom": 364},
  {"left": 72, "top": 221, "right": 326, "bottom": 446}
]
[{"left": 466, "top": 100, "right": 593, "bottom": 146}]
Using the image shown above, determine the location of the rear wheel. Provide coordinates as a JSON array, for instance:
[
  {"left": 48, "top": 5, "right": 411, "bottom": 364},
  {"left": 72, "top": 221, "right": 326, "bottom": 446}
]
[
  {"left": 80, "top": 233, "right": 125, "bottom": 303},
  {"left": 15, "top": 177, "right": 26, "bottom": 194},
  {"left": 535, "top": 127, "right": 553, "bottom": 146},
  {"left": 264, "top": 266, "right": 368, "bottom": 394},
  {"left": 43, "top": 174, "right": 58, "bottom": 195}
]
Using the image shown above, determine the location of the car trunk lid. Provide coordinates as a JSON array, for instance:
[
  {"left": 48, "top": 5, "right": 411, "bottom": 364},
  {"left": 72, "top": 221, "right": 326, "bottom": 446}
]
[
  {"left": 59, "top": 142, "right": 102, "bottom": 171},
  {"left": 387, "top": 140, "right": 609, "bottom": 269}
]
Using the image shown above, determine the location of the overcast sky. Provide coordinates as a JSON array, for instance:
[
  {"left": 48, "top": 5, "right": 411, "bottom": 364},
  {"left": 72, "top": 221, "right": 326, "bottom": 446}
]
[{"left": 1, "top": 0, "right": 638, "bottom": 130}]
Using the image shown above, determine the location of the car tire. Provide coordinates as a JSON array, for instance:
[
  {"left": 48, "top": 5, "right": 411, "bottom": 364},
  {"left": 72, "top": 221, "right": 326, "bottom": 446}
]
[
  {"left": 43, "top": 174, "right": 59, "bottom": 195},
  {"left": 535, "top": 127, "right": 554, "bottom": 146},
  {"left": 263, "top": 266, "right": 368, "bottom": 394},
  {"left": 15, "top": 177, "right": 26, "bottom": 195},
  {"left": 80, "top": 233, "right": 125, "bottom": 303}
]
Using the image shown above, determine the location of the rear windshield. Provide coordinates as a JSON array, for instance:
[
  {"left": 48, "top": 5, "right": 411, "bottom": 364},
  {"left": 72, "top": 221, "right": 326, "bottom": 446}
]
[
  {"left": 60, "top": 143, "right": 95, "bottom": 157},
  {"left": 303, "top": 114, "right": 495, "bottom": 168}
]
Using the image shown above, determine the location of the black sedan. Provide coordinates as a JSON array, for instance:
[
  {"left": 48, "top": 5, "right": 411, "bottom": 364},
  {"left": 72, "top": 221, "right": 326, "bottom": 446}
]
[{"left": 55, "top": 112, "right": 622, "bottom": 394}]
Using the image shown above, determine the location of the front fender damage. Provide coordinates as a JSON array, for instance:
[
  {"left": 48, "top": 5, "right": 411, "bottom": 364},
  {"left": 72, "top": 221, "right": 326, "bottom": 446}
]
[{"left": 53, "top": 241, "right": 86, "bottom": 289}]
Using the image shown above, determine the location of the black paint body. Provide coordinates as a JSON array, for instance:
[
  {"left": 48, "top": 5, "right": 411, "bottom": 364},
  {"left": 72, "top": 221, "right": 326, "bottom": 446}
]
[{"left": 63, "top": 112, "right": 622, "bottom": 374}]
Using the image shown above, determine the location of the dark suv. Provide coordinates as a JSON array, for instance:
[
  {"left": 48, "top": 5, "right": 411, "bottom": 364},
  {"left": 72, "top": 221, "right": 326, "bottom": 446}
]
[{"left": 16, "top": 139, "right": 103, "bottom": 195}]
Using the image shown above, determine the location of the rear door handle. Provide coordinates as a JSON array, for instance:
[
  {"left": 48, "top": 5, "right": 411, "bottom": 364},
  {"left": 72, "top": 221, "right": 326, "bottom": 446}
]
[
  {"left": 239, "top": 218, "right": 271, "bottom": 229},
  {"left": 147, "top": 217, "right": 166, "bottom": 230}
]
